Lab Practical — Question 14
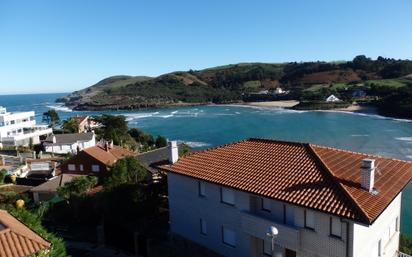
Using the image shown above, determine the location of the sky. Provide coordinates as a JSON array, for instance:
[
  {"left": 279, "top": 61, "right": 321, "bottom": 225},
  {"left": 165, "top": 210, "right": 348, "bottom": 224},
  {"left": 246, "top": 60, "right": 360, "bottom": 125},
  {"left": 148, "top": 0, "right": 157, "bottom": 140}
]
[{"left": 0, "top": 0, "right": 411, "bottom": 94}]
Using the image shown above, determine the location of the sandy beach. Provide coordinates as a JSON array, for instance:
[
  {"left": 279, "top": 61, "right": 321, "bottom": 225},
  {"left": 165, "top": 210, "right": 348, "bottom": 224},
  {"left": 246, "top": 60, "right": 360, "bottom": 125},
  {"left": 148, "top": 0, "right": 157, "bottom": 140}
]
[{"left": 243, "top": 100, "right": 300, "bottom": 108}]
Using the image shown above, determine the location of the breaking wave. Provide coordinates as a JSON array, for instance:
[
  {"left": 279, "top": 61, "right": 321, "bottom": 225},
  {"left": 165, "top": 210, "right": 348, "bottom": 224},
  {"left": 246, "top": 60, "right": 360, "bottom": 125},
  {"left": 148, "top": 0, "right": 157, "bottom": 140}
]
[{"left": 46, "top": 104, "right": 72, "bottom": 112}]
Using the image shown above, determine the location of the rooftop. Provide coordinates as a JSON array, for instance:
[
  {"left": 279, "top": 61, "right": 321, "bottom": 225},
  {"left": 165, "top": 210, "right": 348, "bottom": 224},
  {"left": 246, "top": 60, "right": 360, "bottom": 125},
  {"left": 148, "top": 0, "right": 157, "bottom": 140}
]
[
  {"left": 44, "top": 132, "right": 95, "bottom": 145},
  {"left": 82, "top": 144, "right": 135, "bottom": 167},
  {"left": 0, "top": 210, "right": 51, "bottom": 257},
  {"left": 160, "top": 138, "right": 412, "bottom": 224},
  {"left": 30, "top": 174, "right": 82, "bottom": 193}
]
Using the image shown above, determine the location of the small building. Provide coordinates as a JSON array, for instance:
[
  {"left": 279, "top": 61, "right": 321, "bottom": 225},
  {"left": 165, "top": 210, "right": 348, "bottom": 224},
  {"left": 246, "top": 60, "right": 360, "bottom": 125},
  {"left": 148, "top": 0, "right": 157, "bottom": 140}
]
[
  {"left": 15, "top": 157, "right": 64, "bottom": 186},
  {"left": 60, "top": 142, "right": 135, "bottom": 175},
  {"left": 44, "top": 132, "right": 96, "bottom": 154},
  {"left": 0, "top": 210, "right": 51, "bottom": 256},
  {"left": 72, "top": 115, "right": 99, "bottom": 133},
  {"left": 325, "top": 94, "right": 341, "bottom": 102},
  {"left": 30, "top": 173, "right": 82, "bottom": 203},
  {"left": 0, "top": 106, "right": 52, "bottom": 147},
  {"left": 274, "top": 87, "right": 286, "bottom": 94},
  {"left": 159, "top": 138, "right": 412, "bottom": 257}
]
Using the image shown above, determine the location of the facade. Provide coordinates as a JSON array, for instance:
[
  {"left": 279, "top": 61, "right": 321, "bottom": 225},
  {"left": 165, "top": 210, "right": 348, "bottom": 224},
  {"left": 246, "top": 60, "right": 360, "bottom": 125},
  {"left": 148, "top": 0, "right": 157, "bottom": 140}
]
[
  {"left": 44, "top": 132, "right": 96, "bottom": 154},
  {"left": 60, "top": 142, "right": 135, "bottom": 175},
  {"left": 72, "top": 115, "right": 99, "bottom": 133},
  {"left": 0, "top": 210, "right": 51, "bottom": 257},
  {"left": 325, "top": 95, "right": 341, "bottom": 102},
  {"left": 0, "top": 106, "right": 52, "bottom": 147},
  {"left": 161, "top": 138, "right": 412, "bottom": 257}
]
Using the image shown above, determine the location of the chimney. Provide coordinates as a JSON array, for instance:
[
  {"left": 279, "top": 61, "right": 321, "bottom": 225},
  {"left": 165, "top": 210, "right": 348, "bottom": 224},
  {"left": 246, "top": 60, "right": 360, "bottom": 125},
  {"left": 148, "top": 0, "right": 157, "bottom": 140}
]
[
  {"left": 105, "top": 141, "right": 109, "bottom": 152},
  {"left": 52, "top": 135, "right": 56, "bottom": 144},
  {"left": 168, "top": 141, "right": 179, "bottom": 164},
  {"left": 361, "top": 158, "right": 375, "bottom": 192},
  {"left": 109, "top": 140, "right": 114, "bottom": 149}
]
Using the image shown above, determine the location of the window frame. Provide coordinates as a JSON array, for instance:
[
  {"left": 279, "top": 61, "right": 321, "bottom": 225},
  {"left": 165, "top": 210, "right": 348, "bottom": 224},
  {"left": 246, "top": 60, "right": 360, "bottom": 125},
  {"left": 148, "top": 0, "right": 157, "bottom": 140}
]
[
  {"left": 222, "top": 227, "right": 236, "bottom": 247},
  {"left": 304, "top": 209, "right": 315, "bottom": 230},
  {"left": 330, "top": 216, "right": 342, "bottom": 238},
  {"left": 260, "top": 197, "right": 271, "bottom": 212},
  {"left": 220, "top": 187, "right": 235, "bottom": 206},
  {"left": 198, "top": 181, "right": 206, "bottom": 197},
  {"left": 262, "top": 239, "right": 272, "bottom": 256},
  {"left": 91, "top": 165, "right": 100, "bottom": 173},
  {"left": 200, "top": 218, "right": 207, "bottom": 235},
  {"left": 68, "top": 164, "right": 76, "bottom": 171}
]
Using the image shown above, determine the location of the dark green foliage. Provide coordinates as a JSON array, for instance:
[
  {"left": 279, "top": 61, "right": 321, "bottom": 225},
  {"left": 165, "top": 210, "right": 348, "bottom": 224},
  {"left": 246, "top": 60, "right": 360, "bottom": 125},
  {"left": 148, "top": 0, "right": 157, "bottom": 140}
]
[
  {"left": 102, "top": 156, "right": 148, "bottom": 188},
  {"left": 61, "top": 117, "right": 80, "bottom": 133},
  {"left": 155, "top": 136, "right": 167, "bottom": 148},
  {"left": 378, "top": 87, "right": 412, "bottom": 118},
  {"left": 128, "top": 128, "right": 156, "bottom": 150},
  {"left": 94, "top": 114, "right": 129, "bottom": 145},
  {"left": 400, "top": 234, "right": 412, "bottom": 255},
  {"left": 42, "top": 109, "right": 60, "bottom": 128},
  {"left": 57, "top": 176, "right": 98, "bottom": 200}
]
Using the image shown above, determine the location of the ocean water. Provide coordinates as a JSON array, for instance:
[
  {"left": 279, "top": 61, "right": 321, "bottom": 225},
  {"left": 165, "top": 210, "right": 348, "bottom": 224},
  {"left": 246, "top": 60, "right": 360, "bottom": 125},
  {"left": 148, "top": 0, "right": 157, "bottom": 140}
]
[{"left": 1, "top": 93, "right": 412, "bottom": 235}]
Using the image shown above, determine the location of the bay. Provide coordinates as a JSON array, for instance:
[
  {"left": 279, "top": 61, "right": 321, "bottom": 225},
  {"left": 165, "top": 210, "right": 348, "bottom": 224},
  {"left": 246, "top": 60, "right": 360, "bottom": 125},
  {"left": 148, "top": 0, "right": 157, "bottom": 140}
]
[{"left": 1, "top": 93, "right": 411, "bottom": 236}]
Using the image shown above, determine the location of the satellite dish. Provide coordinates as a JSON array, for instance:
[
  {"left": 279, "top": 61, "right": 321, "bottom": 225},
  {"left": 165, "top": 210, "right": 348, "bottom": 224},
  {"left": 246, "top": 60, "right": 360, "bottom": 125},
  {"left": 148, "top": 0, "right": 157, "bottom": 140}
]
[{"left": 266, "top": 226, "right": 278, "bottom": 238}]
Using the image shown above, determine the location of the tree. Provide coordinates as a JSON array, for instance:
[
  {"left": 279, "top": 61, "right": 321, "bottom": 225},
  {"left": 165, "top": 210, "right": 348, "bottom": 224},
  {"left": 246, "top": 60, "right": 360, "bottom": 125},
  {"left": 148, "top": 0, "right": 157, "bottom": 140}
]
[
  {"left": 155, "top": 135, "right": 167, "bottom": 148},
  {"left": 61, "top": 117, "right": 80, "bottom": 133},
  {"left": 57, "top": 176, "right": 98, "bottom": 200},
  {"left": 102, "top": 156, "right": 148, "bottom": 188},
  {"left": 94, "top": 115, "right": 129, "bottom": 145},
  {"left": 42, "top": 109, "right": 60, "bottom": 128},
  {"left": 401, "top": 234, "right": 412, "bottom": 255}
]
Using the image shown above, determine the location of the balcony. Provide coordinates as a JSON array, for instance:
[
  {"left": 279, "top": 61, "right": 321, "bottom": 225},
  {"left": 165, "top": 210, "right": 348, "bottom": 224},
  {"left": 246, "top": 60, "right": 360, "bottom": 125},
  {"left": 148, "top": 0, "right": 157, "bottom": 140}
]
[
  {"left": 399, "top": 252, "right": 412, "bottom": 257},
  {"left": 240, "top": 211, "right": 301, "bottom": 251}
]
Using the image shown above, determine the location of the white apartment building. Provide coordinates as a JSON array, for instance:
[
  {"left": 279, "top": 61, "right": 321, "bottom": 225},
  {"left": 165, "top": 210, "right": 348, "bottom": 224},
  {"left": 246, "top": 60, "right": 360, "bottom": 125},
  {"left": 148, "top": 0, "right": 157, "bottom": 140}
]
[
  {"left": 160, "top": 139, "right": 412, "bottom": 257},
  {"left": 0, "top": 106, "right": 52, "bottom": 147}
]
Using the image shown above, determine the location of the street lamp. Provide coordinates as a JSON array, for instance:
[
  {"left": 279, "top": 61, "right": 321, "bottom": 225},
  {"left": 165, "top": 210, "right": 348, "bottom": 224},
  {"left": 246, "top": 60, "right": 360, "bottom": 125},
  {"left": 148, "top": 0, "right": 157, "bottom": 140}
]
[{"left": 266, "top": 226, "right": 279, "bottom": 257}]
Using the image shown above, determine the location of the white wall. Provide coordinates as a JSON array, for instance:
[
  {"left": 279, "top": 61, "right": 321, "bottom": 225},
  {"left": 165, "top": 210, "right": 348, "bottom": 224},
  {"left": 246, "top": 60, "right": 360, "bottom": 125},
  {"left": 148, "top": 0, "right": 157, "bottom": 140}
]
[{"left": 352, "top": 193, "right": 401, "bottom": 257}]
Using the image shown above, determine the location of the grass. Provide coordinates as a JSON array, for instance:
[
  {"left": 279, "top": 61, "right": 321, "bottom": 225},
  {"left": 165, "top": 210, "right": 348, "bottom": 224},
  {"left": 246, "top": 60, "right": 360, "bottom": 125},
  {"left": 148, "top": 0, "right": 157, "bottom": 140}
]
[
  {"left": 243, "top": 80, "right": 261, "bottom": 89},
  {"left": 364, "top": 79, "right": 412, "bottom": 88}
]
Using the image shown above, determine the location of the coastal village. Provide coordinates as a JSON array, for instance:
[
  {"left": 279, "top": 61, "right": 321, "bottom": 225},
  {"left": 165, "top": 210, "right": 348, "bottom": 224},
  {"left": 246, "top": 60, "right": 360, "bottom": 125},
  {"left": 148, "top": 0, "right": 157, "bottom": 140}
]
[{"left": 0, "top": 105, "right": 412, "bottom": 257}]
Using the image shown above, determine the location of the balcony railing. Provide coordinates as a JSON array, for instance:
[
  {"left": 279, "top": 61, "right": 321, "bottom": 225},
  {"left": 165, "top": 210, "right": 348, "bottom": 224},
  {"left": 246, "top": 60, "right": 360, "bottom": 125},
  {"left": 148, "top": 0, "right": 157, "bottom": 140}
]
[
  {"left": 240, "top": 211, "right": 301, "bottom": 251},
  {"left": 400, "top": 252, "right": 412, "bottom": 257}
]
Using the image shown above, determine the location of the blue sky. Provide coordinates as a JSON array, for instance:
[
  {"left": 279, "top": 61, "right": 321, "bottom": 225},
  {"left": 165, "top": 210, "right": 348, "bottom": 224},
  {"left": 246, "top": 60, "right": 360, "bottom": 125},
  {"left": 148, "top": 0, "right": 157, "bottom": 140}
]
[{"left": 0, "top": 0, "right": 411, "bottom": 94}]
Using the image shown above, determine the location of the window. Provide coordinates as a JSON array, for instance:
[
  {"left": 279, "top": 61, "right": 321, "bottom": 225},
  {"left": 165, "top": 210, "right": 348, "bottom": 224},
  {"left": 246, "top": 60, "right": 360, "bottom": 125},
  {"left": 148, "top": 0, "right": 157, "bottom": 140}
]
[
  {"left": 378, "top": 239, "right": 382, "bottom": 256},
  {"left": 330, "top": 217, "right": 342, "bottom": 238},
  {"left": 304, "top": 210, "right": 315, "bottom": 230},
  {"left": 92, "top": 165, "right": 100, "bottom": 172},
  {"left": 389, "top": 218, "right": 397, "bottom": 238},
  {"left": 222, "top": 227, "right": 236, "bottom": 247},
  {"left": 198, "top": 181, "right": 206, "bottom": 197},
  {"left": 200, "top": 219, "right": 207, "bottom": 235},
  {"left": 261, "top": 198, "right": 271, "bottom": 212},
  {"left": 68, "top": 164, "right": 75, "bottom": 171},
  {"left": 79, "top": 164, "right": 84, "bottom": 171},
  {"left": 221, "top": 187, "right": 235, "bottom": 205},
  {"left": 262, "top": 239, "right": 272, "bottom": 256}
]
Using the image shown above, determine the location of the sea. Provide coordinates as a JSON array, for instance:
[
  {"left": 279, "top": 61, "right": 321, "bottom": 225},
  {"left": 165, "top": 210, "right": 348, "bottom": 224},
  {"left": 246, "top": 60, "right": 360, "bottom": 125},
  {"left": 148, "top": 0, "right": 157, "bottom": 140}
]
[{"left": 1, "top": 93, "right": 411, "bottom": 236}]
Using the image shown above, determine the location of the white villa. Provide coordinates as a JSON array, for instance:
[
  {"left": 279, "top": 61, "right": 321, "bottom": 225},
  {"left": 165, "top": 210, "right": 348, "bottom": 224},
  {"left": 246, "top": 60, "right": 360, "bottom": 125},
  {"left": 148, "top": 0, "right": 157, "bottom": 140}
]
[
  {"left": 0, "top": 106, "right": 52, "bottom": 147},
  {"left": 43, "top": 132, "right": 96, "bottom": 154},
  {"left": 326, "top": 94, "right": 341, "bottom": 102},
  {"left": 160, "top": 139, "right": 412, "bottom": 257}
]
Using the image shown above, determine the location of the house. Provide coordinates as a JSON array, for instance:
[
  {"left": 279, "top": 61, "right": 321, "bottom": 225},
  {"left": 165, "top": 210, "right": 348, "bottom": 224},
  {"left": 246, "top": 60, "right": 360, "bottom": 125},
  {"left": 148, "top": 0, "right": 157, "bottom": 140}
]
[
  {"left": 30, "top": 173, "right": 82, "bottom": 203},
  {"left": 60, "top": 141, "right": 135, "bottom": 175},
  {"left": 159, "top": 138, "right": 412, "bottom": 257},
  {"left": 325, "top": 94, "right": 341, "bottom": 102},
  {"left": 274, "top": 87, "right": 287, "bottom": 94},
  {"left": 43, "top": 132, "right": 96, "bottom": 154},
  {"left": 15, "top": 157, "right": 63, "bottom": 186},
  {"left": 0, "top": 106, "right": 52, "bottom": 147},
  {"left": 137, "top": 142, "right": 189, "bottom": 181},
  {"left": 0, "top": 210, "right": 51, "bottom": 257},
  {"left": 72, "top": 115, "right": 99, "bottom": 133}
]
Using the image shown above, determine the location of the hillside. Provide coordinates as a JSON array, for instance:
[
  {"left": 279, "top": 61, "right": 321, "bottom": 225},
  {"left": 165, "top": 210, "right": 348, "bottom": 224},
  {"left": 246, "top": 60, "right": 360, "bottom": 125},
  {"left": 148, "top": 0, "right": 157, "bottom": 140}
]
[{"left": 57, "top": 56, "right": 412, "bottom": 113}]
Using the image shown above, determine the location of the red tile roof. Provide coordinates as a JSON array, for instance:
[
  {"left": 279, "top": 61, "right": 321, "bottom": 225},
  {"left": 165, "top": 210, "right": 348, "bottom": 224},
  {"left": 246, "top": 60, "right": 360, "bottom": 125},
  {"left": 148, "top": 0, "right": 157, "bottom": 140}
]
[
  {"left": 0, "top": 210, "right": 51, "bottom": 257},
  {"left": 83, "top": 145, "right": 135, "bottom": 166},
  {"left": 160, "top": 138, "right": 412, "bottom": 224},
  {"left": 73, "top": 115, "right": 88, "bottom": 124}
]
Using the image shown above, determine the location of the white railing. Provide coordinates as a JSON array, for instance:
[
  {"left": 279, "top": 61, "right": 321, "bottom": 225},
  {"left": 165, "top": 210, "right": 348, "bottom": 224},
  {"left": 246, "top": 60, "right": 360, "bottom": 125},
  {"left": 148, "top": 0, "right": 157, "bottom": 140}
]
[{"left": 400, "top": 252, "right": 412, "bottom": 257}]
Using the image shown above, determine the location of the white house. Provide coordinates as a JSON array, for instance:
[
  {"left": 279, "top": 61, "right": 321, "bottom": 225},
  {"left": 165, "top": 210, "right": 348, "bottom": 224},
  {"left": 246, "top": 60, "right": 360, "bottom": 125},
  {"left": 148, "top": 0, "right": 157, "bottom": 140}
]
[
  {"left": 0, "top": 106, "right": 52, "bottom": 147},
  {"left": 160, "top": 139, "right": 412, "bottom": 257},
  {"left": 326, "top": 94, "right": 341, "bottom": 102},
  {"left": 43, "top": 132, "right": 95, "bottom": 154}
]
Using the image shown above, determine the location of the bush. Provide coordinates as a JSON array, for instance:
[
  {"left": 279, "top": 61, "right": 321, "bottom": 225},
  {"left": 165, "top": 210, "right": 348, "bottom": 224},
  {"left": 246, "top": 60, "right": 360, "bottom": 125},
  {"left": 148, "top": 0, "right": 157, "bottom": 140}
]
[{"left": 401, "top": 234, "right": 412, "bottom": 255}]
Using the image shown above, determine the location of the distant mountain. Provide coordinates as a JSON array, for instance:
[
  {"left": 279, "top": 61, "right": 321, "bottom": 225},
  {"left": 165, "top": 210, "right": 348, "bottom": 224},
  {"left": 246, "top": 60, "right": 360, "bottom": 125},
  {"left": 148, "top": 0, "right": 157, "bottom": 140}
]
[{"left": 57, "top": 56, "right": 412, "bottom": 111}]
